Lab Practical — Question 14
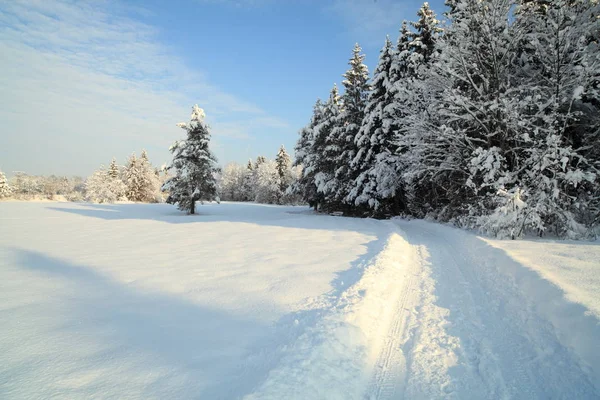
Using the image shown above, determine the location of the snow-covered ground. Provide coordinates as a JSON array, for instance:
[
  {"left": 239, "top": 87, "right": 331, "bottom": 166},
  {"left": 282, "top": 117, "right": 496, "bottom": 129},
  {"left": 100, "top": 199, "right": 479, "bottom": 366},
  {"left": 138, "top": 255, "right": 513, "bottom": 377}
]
[{"left": 0, "top": 202, "right": 598, "bottom": 399}]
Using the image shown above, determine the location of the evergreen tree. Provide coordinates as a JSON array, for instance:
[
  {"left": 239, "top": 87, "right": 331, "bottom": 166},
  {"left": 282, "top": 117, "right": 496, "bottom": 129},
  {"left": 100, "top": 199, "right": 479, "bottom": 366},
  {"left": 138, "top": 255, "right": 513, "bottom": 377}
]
[
  {"left": 254, "top": 159, "right": 281, "bottom": 204},
  {"left": 390, "top": 21, "right": 412, "bottom": 84},
  {"left": 291, "top": 0, "right": 599, "bottom": 237},
  {"left": 162, "top": 105, "right": 219, "bottom": 214},
  {"left": 349, "top": 36, "right": 402, "bottom": 214},
  {"left": 130, "top": 149, "right": 161, "bottom": 202},
  {"left": 108, "top": 158, "right": 120, "bottom": 180},
  {"left": 242, "top": 159, "right": 255, "bottom": 201},
  {"left": 124, "top": 152, "right": 159, "bottom": 202},
  {"left": 0, "top": 170, "right": 12, "bottom": 198},
  {"left": 85, "top": 164, "right": 127, "bottom": 204},
  {"left": 319, "top": 44, "right": 369, "bottom": 212},
  {"left": 275, "top": 145, "right": 292, "bottom": 195},
  {"left": 409, "top": 2, "right": 442, "bottom": 68},
  {"left": 124, "top": 153, "right": 139, "bottom": 200},
  {"left": 254, "top": 156, "right": 267, "bottom": 169},
  {"left": 292, "top": 99, "right": 324, "bottom": 209},
  {"left": 314, "top": 84, "right": 344, "bottom": 210},
  {"left": 394, "top": 3, "right": 443, "bottom": 217}
]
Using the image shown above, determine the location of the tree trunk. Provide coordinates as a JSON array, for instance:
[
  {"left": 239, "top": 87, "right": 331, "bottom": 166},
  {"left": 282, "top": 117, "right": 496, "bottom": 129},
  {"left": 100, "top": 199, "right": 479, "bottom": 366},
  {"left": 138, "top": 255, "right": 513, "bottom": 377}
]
[{"left": 190, "top": 200, "right": 195, "bottom": 215}]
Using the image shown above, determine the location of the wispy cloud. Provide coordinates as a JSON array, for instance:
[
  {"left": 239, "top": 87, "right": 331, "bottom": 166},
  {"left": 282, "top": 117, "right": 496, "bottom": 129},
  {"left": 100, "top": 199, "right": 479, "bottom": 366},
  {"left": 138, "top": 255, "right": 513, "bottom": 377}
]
[
  {"left": 195, "top": 0, "right": 273, "bottom": 7},
  {"left": 212, "top": 117, "right": 291, "bottom": 140},
  {"left": 0, "top": 0, "right": 286, "bottom": 175},
  {"left": 327, "top": 0, "right": 423, "bottom": 45}
]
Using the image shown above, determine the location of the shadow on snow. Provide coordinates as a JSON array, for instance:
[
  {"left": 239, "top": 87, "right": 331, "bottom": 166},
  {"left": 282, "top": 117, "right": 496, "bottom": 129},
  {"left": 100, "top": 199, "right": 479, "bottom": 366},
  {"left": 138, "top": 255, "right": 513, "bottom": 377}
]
[{"left": 6, "top": 248, "right": 279, "bottom": 399}]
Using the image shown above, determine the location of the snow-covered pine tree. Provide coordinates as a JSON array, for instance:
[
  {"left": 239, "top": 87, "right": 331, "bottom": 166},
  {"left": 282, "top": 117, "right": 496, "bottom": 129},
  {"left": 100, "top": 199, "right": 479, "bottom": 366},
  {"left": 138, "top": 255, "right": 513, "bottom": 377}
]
[
  {"left": 409, "top": 2, "right": 442, "bottom": 69},
  {"left": 140, "top": 150, "right": 162, "bottom": 202},
  {"left": 105, "top": 157, "right": 125, "bottom": 200},
  {"left": 241, "top": 159, "right": 255, "bottom": 201},
  {"left": 125, "top": 151, "right": 160, "bottom": 203},
  {"left": 0, "top": 170, "right": 12, "bottom": 198},
  {"left": 275, "top": 145, "right": 292, "bottom": 196},
  {"left": 162, "top": 105, "right": 219, "bottom": 214},
  {"left": 320, "top": 44, "right": 369, "bottom": 212},
  {"left": 254, "top": 156, "right": 267, "bottom": 169},
  {"left": 108, "top": 158, "right": 120, "bottom": 180},
  {"left": 124, "top": 153, "right": 141, "bottom": 201},
  {"left": 390, "top": 21, "right": 412, "bottom": 86},
  {"left": 85, "top": 164, "right": 127, "bottom": 204},
  {"left": 314, "top": 84, "right": 344, "bottom": 211},
  {"left": 349, "top": 36, "right": 403, "bottom": 214},
  {"left": 394, "top": 3, "right": 443, "bottom": 217},
  {"left": 292, "top": 99, "right": 324, "bottom": 209},
  {"left": 254, "top": 159, "right": 280, "bottom": 204}
]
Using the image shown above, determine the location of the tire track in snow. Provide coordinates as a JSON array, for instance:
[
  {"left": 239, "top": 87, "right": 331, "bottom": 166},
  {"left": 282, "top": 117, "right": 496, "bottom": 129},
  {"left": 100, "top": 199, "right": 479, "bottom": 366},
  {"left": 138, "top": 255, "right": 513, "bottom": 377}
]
[
  {"left": 244, "top": 227, "right": 419, "bottom": 400},
  {"left": 365, "top": 245, "right": 420, "bottom": 400}
]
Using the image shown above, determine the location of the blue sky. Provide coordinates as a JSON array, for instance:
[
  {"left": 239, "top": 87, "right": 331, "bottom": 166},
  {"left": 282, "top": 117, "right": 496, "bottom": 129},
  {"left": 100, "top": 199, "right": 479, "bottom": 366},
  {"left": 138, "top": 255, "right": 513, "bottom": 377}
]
[{"left": 0, "top": 0, "right": 445, "bottom": 177}]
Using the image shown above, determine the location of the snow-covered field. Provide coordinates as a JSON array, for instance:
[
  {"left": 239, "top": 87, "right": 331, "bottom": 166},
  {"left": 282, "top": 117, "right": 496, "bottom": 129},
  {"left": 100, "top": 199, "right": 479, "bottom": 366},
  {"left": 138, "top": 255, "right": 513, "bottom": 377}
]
[{"left": 0, "top": 202, "right": 598, "bottom": 399}]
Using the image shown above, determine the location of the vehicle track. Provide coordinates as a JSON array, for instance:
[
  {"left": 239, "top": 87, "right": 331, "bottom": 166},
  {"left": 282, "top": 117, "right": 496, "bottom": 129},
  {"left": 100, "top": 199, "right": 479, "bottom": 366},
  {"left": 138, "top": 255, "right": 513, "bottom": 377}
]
[{"left": 365, "top": 246, "right": 421, "bottom": 400}]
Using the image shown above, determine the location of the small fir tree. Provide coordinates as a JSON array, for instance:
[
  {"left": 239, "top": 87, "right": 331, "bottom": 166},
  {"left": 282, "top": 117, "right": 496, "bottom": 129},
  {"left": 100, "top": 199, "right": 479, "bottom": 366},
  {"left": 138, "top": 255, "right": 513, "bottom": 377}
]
[{"left": 162, "top": 105, "right": 219, "bottom": 214}]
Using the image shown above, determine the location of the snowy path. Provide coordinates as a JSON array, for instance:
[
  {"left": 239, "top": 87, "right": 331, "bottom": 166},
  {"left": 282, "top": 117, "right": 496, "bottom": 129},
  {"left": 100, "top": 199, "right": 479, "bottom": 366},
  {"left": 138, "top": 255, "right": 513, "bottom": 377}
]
[
  {"left": 1, "top": 202, "right": 599, "bottom": 399},
  {"left": 247, "top": 219, "right": 600, "bottom": 399},
  {"left": 390, "top": 221, "right": 600, "bottom": 399}
]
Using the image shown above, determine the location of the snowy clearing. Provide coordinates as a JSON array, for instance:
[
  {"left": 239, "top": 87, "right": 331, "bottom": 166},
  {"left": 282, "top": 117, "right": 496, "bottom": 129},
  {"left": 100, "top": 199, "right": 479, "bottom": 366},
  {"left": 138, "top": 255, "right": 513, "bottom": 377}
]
[{"left": 0, "top": 202, "right": 599, "bottom": 399}]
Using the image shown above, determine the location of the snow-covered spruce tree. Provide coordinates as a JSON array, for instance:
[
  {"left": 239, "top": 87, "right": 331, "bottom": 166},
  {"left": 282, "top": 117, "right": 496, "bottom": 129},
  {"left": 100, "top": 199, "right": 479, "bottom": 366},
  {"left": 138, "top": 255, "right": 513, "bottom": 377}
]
[
  {"left": 349, "top": 36, "right": 403, "bottom": 215},
  {"left": 275, "top": 145, "right": 292, "bottom": 197},
  {"left": 318, "top": 44, "right": 369, "bottom": 213},
  {"left": 162, "top": 105, "right": 219, "bottom": 214},
  {"left": 314, "top": 84, "right": 344, "bottom": 211},
  {"left": 409, "top": 2, "right": 442, "bottom": 68},
  {"left": 124, "top": 153, "right": 140, "bottom": 200},
  {"left": 391, "top": 21, "right": 412, "bottom": 88},
  {"left": 85, "top": 164, "right": 127, "bottom": 204},
  {"left": 254, "top": 156, "right": 267, "bottom": 169},
  {"left": 254, "top": 159, "right": 281, "bottom": 204},
  {"left": 0, "top": 170, "right": 12, "bottom": 199},
  {"left": 104, "top": 157, "right": 124, "bottom": 199},
  {"left": 286, "top": 164, "right": 303, "bottom": 205},
  {"left": 124, "top": 150, "right": 161, "bottom": 203},
  {"left": 241, "top": 159, "right": 255, "bottom": 201},
  {"left": 108, "top": 158, "right": 120, "bottom": 180},
  {"left": 292, "top": 99, "right": 324, "bottom": 209},
  {"left": 394, "top": 3, "right": 444, "bottom": 218},
  {"left": 141, "top": 150, "right": 164, "bottom": 203}
]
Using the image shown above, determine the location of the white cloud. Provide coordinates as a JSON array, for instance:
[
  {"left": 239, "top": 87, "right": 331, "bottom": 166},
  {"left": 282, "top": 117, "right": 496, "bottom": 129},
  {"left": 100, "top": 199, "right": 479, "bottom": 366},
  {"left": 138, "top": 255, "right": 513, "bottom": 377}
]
[{"left": 0, "top": 0, "right": 287, "bottom": 176}]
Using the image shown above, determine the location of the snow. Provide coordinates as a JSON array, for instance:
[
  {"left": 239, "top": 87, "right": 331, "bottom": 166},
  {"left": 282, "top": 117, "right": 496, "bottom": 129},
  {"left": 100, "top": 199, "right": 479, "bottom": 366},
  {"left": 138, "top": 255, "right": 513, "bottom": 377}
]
[
  {"left": 390, "top": 220, "right": 600, "bottom": 399},
  {"left": 1, "top": 202, "right": 599, "bottom": 399},
  {"left": 0, "top": 202, "right": 381, "bottom": 398},
  {"left": 483, "top": 237, "right": 600, "bottom": 320}
]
